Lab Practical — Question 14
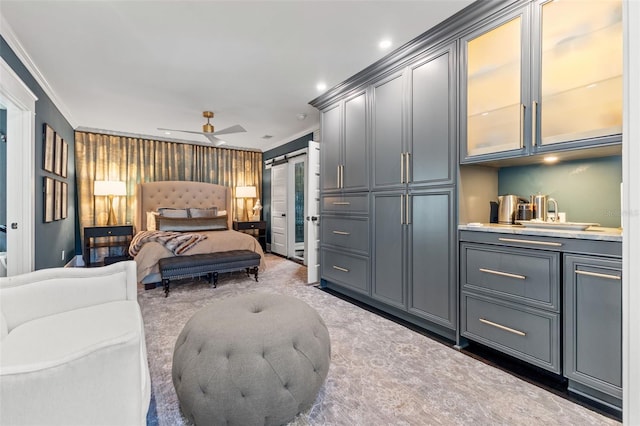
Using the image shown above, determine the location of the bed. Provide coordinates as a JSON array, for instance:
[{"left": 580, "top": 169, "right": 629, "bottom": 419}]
[{"left": 132, "top": 181, "right": 265, "bottom": 285}]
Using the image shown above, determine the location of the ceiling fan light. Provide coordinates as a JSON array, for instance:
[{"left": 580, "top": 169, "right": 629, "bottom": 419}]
[{"left": 203, "top": 123, "right": 214, "bottom": 133}]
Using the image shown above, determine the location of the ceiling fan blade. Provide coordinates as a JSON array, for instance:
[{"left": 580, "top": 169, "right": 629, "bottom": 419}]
[
  {"left": 157, "top": 127, "right": 207, "bottom": 136},
  {"left": 212, "top": 124, "right": 247, "bottom": 136},
  {"left": 204, "top": 133, "right": 226, "bottom": 146}
]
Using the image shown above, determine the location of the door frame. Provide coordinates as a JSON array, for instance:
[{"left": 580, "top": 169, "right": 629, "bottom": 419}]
[{"left": 0, "top": 58, "right": 37, "bottom": 275}]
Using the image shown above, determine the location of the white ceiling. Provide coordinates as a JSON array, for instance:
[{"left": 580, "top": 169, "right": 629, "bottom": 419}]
[{"left": 1, "top": 0, "right": 474, "bottom": 151}]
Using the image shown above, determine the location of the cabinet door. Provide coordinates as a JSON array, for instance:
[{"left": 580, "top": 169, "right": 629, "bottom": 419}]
[
  {"left": 533, "top": 0, "right": 622, "bottom": 149},
  {"left": 409, "top": 46, "right": 456, "bottom": 186},
  {"left": 407, "top": 188, "right": 455, "bottom": 329},
  {"left": 371, "top": 192, "right": 405, "bottom": 308},
  {"left": 564, "top": 255, "right": 622, "bottom": 401},
  {"left": 372, "top": 72, "right": 405, "bottom": 190},
  {"left": 461, "top": 7, "right": 530, "bottom": 160},
  {"left": 320, "top": 103, "right": 342, "bottom": 192},
  {"left": 343, "top": 91, "right": 368, "bottom": 191}
]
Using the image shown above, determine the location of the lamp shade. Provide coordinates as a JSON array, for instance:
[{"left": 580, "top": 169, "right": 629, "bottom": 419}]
[
  {"left": 235, "top": 186, "right": 257, "bottom": 198},
  {"left": 94, "top": 181, "right": 127, "bottom": 196}
]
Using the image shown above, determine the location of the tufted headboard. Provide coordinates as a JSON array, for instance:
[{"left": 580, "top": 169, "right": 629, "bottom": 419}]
[{"left": 134, "top": 181, "right": 232, "bottom": 232}]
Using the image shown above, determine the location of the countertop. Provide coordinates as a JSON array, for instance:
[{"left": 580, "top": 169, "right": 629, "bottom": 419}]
[{"left": 458, "top": 223, "right": 622, "bottom": 242}]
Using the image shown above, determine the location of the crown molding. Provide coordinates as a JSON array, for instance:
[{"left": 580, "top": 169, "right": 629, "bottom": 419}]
[
  {"left": 262, "top": 125, "right": 318, "bottom": 152},
  {"left": 0, "top": 15, "right": 77, "bottom": 127}
]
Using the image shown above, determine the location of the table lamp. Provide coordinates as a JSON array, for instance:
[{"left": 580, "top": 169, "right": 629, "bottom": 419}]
[
  {"left": 235, "top": 185, "right": 257, "bottom": 222},
  {"left": 94, "top": 180, "right": 127, "bottom": 226}
]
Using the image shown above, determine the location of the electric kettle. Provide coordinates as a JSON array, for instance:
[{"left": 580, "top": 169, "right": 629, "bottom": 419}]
[{"left": 497, "top": 195, "right": 526, "bottom": 224}]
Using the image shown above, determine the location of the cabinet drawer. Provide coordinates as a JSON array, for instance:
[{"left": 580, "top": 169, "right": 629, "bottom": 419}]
[
  {"left": 321, "top": 217, "right": 368, "bottom": 253},
  {"left": 462, "top": 293, "right": 560, "bottom": 373},
  {"left": 461, "top": 243, "right": 559, "bottom": 311},
  {"left": 322, "top": 194, "right": 368, "bottom": 214},
  {"left": 321, "top": 249, "right": 369, "bottom": 294}
]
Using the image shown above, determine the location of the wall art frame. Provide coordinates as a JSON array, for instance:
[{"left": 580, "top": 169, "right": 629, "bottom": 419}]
[
  {"left": 43, "top": 124, "right": 55, "bottom": 173},
  {"left": 43, "top": 176, "right": 54, "bottom": 223}
]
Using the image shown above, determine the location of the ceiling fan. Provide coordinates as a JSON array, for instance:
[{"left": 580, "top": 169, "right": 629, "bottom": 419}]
[{"left": 158, "top": 111, "right": 246, "bottom": 146}]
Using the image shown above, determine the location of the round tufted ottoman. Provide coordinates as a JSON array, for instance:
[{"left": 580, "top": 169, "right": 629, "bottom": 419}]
[{"left": 172, "top": 293, "right": 331, "bottom": 426}]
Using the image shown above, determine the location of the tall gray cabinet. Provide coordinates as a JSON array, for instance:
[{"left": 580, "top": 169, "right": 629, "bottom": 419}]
[{"left": 315, "top": 42, "right": 458, "bottom": 340}]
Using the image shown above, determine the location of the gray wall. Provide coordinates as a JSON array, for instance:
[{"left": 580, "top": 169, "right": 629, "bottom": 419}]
[
  {"left": 498, "top": 156, "right": 622, "bottom": 228},
  {"left": 262, "top": 133, "right": 313, "bottom": 246},
  {"left": 1, "top": 36, "right": 77, "bottom": 269}
]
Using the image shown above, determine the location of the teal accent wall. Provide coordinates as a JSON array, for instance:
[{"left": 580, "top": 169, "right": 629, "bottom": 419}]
[
  {"left": 0, "top": 109, "right": 6, "bottom": 251},
  {"left": 1, "top": 36, "right": 77, "bottom": 269},
  {"left": 498, "top": 156, "right": 622, "bottom": 228}
]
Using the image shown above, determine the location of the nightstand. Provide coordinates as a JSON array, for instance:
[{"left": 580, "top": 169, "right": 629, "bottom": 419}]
[
  {"left": 84, "top": 225, "right": 134, "bottom": 267},
  {"left": 233, "top": 220, "right": 266, "bottom": 251}
]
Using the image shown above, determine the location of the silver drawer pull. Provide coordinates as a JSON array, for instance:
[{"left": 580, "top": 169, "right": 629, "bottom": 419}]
[
  {"left": 332, "top": 202, "right": 351, "bottom": 205},
  {"left": 576, "top": 270, "right": 621, "bottom": 280},
  {"left": 479, "top": 318, "right": 526, "bottom": 336},
  {"left": 498, "top": 237, "right": 562, "bottom": 247},
  {"left": 332, "top": 265, "right": 349, "bottom": 273},
  {"left": 479, "top": 268, "right": 525, "bottom": 280},
  {"left": 332, "top": 230, "right": 350, "bottom": 236}
]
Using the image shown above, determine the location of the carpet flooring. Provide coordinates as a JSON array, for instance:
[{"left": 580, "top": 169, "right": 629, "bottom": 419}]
[{"left": 138, "top": 254, "right": 619, "bottom": 425}]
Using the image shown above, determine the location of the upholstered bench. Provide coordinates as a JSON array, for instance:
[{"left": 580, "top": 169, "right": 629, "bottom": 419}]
[
  {"left": 158, "top": 250, "right": 261, "bottom": 297},
  {"left": 172, "top": 293, "right": 331, "bottom": 426}
]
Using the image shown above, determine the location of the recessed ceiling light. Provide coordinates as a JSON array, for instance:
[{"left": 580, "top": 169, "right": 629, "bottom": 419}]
[
  {"left": 544, "top": 155, "right": 559, "bottom": 163},
  {"left": 316, "top": 82, "right": 327, "bottom": 91},
  {"left": 379, "top": 39, "right": 392, "bottom": 49},
  {"left": 297, "top": 113, "right": 307, "bottom": 121}
]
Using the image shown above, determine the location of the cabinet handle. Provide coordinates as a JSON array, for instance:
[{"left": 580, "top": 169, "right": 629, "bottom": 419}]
[
  {"left": 405, "top": 152, "right": 411, "bottom": 184},
  {"left": 337, "top": 166, "right": 341, "bottom": 189},
  {"left": 479, "top": 268, "right": 525, "bottom": 280},
  {"left": 341, "top": 165, "right": 345, "bottom": 188},
  {"left": 576, "top": 270, "right": 621, "bottom": 280},
  {"left": 332, "top": 265, "right": 349, "bottom": 273},
  {"left": 332, "top": 201, "right": 350, "bottom": 205},
  {"left": 498, "top": 237, "right": 562, "bottom": 247},
  {"left": 400, "top": 194, "right": 405, "bottom": 225},
  {"left": 520, "top": 103, "right": 525, "bottom": 149},
  {"left": 479, "top": 318, "right": 526, "bottom": 336},
  {"left": 531, "top": 101, "right": 538, "bottom": 148},
  {"left": 406, "top": 194, "right": 411, "bottom": 225},
  {"left": 332, "top": 230, "right": 350, "bottom": 236},
  {"left": 400, "top": 153, "right": 405, "bottom": 184}
]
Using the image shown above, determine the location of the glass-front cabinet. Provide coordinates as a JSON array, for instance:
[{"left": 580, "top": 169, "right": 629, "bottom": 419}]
[
  {"left": 461, "top": 0, "right": 622, "bottom": 163},
  {"left": 533, "top": 0, "right": 623, "bottom": 148},
  {"left": 464, "top": 10, "right": 529, "bottom": 158}
]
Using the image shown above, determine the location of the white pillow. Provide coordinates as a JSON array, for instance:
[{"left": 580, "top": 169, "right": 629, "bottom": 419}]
[
  {"left": 217, "top": 210, "right": 227, "bottom": 217},
  {"left": 146, "top": 211, "right": 160, "bottom": 231}
]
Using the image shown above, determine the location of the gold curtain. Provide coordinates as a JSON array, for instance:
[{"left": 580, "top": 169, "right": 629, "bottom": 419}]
[{"left": 75, "top": 131, "right": 262, "bottom": 233}]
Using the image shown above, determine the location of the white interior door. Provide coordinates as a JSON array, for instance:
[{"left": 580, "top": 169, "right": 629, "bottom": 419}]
[
  {"left": 306, "top": 141, "right": 320, "bottom": 283},
  {"left": 0, "top": 58, "right": 37, "bottom": 276},
  {"left": 270, "top": 163, "right": 288, "bottom": 256}
]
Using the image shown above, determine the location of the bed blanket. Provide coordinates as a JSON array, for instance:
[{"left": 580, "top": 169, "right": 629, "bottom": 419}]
[{"left": 129, "top": 231, "right": 208, "bottom": 257}]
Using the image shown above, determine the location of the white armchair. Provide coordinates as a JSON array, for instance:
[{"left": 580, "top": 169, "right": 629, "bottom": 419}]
[{"left": 0, "top": 261, "right": 150, "bottom": 426}]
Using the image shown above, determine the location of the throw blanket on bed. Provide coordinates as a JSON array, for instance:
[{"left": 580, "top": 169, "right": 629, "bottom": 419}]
[{"left": 129, "top": 231, "right": 208, "bottom": 257}]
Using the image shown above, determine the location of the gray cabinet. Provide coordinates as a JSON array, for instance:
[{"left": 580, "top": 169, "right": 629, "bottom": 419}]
[
  {"left": 372, "top": 45, "right": 456, "bottom": 190},
  {"left": 320, "top": 91, "right": 368, "bottom": 193},
  {"left": 372, "top": 188, "right": 456, "bottom": 329},
  {"left": 460, "top": 241, "right": 561, "bottom": 373},
  {"left": 460, "top": 0, "right": 623, "bottom": 163},
  {"left": 372, "top": 71, "right": 405, "bottom": 190},
  {"left": 564, "top": 254, "right": 622, "bottom": 409}
]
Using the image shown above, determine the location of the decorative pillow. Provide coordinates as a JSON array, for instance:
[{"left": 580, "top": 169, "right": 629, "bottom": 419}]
[
  {"left": 156, "top": 215, "right": 229, "bottom": 232},
  {"left": 189, "top": 207, "right": 218, "bottom": 218},
  {"left": 158, "top": 207, "right": 189, "bottom": 218},
  {"left": 146, "top": 211, "right": 160, "bottom": 231},
  {"left": 217, "top": 210, "right": 227, "bottom": 217}
]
